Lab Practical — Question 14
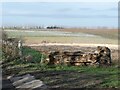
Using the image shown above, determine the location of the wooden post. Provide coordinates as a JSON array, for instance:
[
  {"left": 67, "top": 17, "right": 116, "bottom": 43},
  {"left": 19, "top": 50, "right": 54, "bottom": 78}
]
[
  {"left": 40, "top": 54, "right": 43, "bottom": 64},
  {"left": 18, "top": 40, "right": 22, "bottom": 57}
]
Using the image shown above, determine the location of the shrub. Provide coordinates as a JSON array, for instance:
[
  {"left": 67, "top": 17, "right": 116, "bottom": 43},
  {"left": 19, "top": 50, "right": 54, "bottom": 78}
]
[{"left": 22, "top": 46, "right": 46, "bottom": 63}]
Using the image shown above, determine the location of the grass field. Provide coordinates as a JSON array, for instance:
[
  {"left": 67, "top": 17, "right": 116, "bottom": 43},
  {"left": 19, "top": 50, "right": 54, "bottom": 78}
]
[{"left": 4, "top": 29, "right": 118, "bottom": 45}]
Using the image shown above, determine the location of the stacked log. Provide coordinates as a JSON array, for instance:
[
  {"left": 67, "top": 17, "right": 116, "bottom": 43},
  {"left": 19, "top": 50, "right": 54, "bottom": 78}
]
[
  {"left": 48, "top": 46, "right": 112, "bottom": 66},
  {"left": 95, "top": 46, "right": 112, "bottom": 66}
]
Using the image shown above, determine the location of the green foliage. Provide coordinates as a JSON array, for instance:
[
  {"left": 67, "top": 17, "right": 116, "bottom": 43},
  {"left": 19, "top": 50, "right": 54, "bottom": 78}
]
[
  {"left": 22, "top": 46, "right": 47, "bottom": 63},
  {"left": 3, "top": 58, "right": 119, "bottom": 88}
]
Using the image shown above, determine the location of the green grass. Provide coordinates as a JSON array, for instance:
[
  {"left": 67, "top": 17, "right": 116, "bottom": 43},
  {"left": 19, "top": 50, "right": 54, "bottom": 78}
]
[
  {"left": 3, "top": 60, "right": 120, "bottom": 88},
  {"left": 22, "top": 46, "right": 47, "bottom": 63},
  {"left": 2, "top": 46, "right": 119, "bottom": 88},
  {"left": 3, "top": 66, "right": 119, "bottom": 88},
  {"left": 2, "top": 46, "right": 47, "bottom": 64}
]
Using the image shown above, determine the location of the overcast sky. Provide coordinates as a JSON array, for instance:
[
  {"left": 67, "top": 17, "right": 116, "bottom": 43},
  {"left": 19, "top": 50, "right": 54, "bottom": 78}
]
[{"left": 1, "top": 1, "right": 118, "bottom": 28}]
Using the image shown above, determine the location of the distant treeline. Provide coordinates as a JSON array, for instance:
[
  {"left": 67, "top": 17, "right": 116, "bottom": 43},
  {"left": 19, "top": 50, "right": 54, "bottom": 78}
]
[
  {"left": 1, "top": 26, "right": 64, "bottom": 30},
  {"left": 1, "top": 26, "right": 116, "bottom": 30},
  {"left": 46, "top": 26, "right": 64, "bottom": 29}
]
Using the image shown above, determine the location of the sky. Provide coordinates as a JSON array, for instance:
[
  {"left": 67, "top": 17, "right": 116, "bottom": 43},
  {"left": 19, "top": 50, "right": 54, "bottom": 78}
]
[
  {"left": 0, "top": 0, "right": 119, "bottom": 2},
  {"left": 1, "top": 1, "right": 118, "bottom": 28}
]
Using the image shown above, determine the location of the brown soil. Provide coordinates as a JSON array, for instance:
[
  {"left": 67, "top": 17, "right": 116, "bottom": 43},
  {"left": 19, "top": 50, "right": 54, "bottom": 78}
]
[{"left": 30, "top": 45, "right": 119, "bottom": 64}]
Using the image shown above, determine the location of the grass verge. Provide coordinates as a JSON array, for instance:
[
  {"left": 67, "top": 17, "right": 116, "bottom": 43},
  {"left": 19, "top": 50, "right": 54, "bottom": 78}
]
[{"left": 2, "top": 46, "right": 119, "bottom": 88}]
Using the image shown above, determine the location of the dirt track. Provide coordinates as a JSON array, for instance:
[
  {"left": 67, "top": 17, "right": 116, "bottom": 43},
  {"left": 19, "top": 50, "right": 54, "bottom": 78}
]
[{"left": 24, "top": 43, "right": 118, "bottom": 50}]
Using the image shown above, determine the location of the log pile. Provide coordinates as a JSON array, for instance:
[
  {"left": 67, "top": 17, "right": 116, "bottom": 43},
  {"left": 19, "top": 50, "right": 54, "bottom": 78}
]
[{"left": 48, "top": 46, "right": 112, "bottom": 66}]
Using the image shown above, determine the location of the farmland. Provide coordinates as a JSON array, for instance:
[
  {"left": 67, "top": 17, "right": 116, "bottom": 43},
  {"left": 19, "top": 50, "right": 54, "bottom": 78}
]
[
  {"left": 4, "top": 29, "right": 118, "bottom": 45},
  {"left": 2, "top": 28, "right": 119, "bottom": 89},
  {"left": 60, "top": 28, "right": 118, "bottom": 40},
  {"left": 1, "top": 1, "right": 119, "bottom": 89}
]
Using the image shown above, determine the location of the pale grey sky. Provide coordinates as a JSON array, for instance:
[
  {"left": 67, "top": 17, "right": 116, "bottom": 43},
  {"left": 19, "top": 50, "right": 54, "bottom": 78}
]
[{"left": 1, "top": 1, "right": 118, "bottom": 28}]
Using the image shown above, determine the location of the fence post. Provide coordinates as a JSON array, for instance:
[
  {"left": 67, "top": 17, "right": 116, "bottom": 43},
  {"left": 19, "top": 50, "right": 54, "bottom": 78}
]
[
  {"left": 40, "top": 54, "right": 43, "bottom": 64},
  {"left": 18, "top": 40, "right": 22, "bottom": 57}
]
